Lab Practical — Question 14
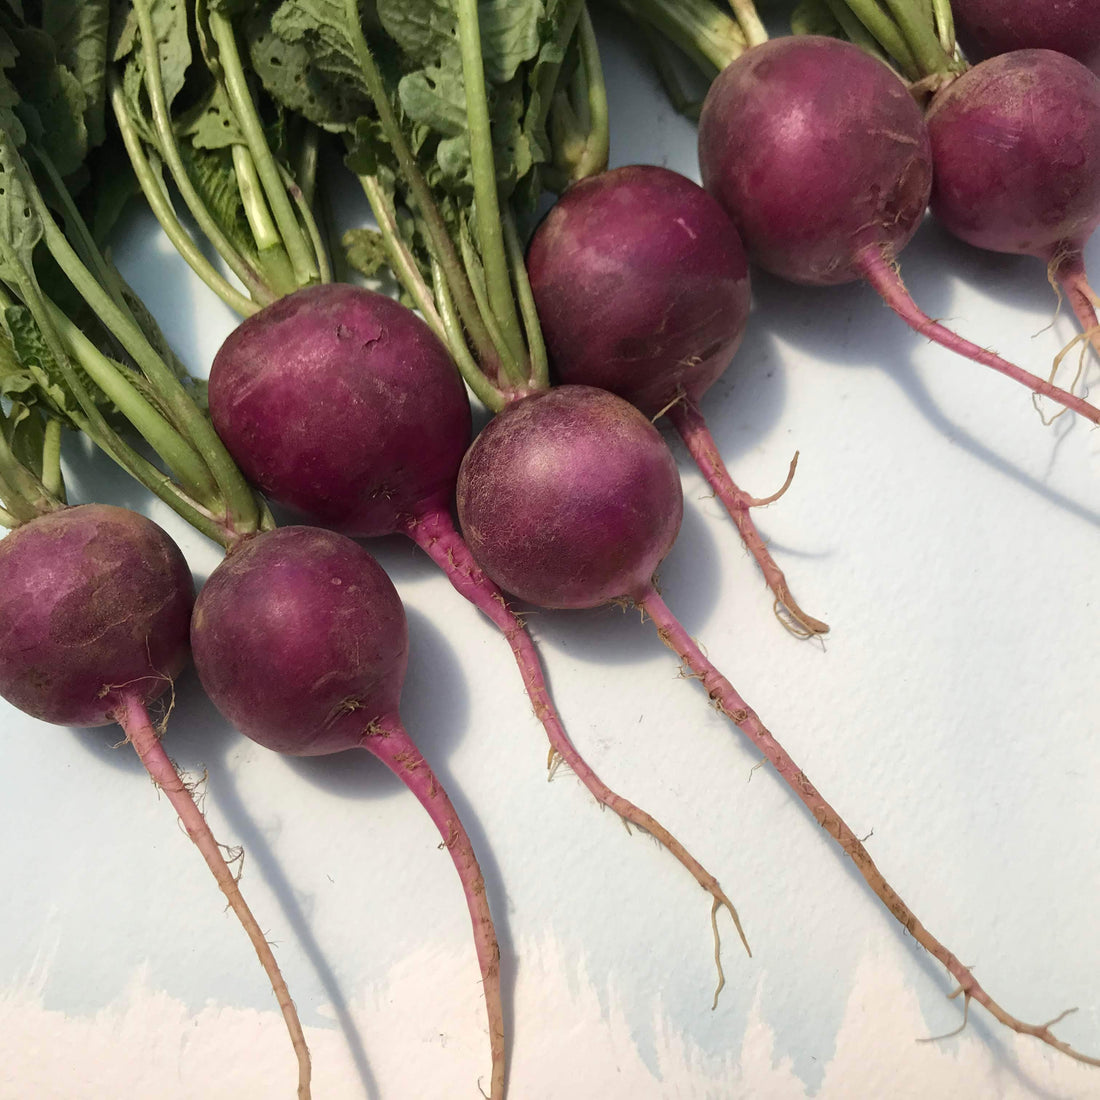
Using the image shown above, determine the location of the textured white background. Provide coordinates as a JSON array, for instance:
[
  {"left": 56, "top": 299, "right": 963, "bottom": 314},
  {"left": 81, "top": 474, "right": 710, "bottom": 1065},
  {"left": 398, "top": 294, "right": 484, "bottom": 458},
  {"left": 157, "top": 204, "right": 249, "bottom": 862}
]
[{"left": 1, "top": 23, "right": 1099, "bottom": 1100}]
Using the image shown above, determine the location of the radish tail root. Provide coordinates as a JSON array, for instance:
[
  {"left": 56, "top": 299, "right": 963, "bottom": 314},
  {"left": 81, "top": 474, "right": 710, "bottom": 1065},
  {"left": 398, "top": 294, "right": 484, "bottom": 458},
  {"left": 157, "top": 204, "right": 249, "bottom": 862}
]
[
  {"left": 636, "top": 587, "right": 1100, "bottom": 1067},
  {"left": 360, "top": 715, "right": 506, "bottom": 1100},
  {"left": 668, "top": 398, "right": 828, "bottom": 638},
  {"left": 1048, "top": 247, "right": 1100, "bottom": 360},
  {"left": 858, "top": 246, "right": 1100, "bottom": 425},
  {"left": 116, "top": 689, "right": 313, "bottom": 1099},
  {"left": 405, "top": 506, "right": 751, "bottom": 1000}
]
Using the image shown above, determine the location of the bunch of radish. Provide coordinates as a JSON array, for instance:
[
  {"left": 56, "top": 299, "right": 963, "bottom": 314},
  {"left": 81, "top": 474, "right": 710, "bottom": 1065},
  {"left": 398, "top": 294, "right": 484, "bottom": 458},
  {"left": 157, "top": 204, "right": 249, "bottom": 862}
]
[{"left": 2, "top": 0, "right": 1099, "bottom": 1094}]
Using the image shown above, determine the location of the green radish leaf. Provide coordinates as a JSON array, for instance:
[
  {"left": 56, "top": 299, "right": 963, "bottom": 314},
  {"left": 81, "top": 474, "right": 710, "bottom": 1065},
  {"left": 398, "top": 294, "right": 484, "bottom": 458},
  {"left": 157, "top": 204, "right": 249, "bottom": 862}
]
[
  {"left": 177, "top": 139, "right": 258, "bottom": 263},
  {"left": 0, "top": 130, "right": 43, "bottom": 284},
  {"left": 245, "top": 1, "right": 371, "bottom": 131},
  {"left": 175, "top": 80, "right": 245, "bottom": 149},
  {"left": 10, "top": 24, "right": 88, "bottom": 176},
  {"left": 115, "top": 0, "right": 193, "bottom": 143},
  {"left": 42, "top": 0, "right": 110, "bottom": 148},
  {"left": 3, "top": 398, "right": 47, "bottom": 480}
]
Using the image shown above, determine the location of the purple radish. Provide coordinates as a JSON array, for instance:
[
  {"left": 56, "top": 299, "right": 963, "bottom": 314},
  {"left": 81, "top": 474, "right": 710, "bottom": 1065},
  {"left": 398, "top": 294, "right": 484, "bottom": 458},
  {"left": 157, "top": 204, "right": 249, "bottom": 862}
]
[
  {"left": 951, "top": 0, "right": 1100, "bottom": 74},
  {"left": 0, "top": 503, "right": 311, "bottom": 1096},
  {"left": 208, "top": 283, "right": 748, "bottom": 996},
  {"left": 526, "top": 163, "right": 826, "bottom": 636},
  {"left": 456, "top": 382, "right": 1100, "bottom": 1066},
  {"left": 926, "top": 49, "right": 1100, "bottom": 361},
  {"left": 696, "top": 34, "right": 1100, "bottom": 424},
  {"left": 190, "top": 525, "right": 505, "bottom": 1098}
]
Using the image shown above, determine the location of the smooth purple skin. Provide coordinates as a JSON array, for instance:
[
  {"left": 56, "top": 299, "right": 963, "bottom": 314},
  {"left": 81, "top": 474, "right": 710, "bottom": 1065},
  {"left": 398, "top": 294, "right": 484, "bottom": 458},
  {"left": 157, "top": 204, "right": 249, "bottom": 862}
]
[
  {"left": 927, "top": 50, "right": 1100, "bottom": 257},
  {"left": 526, "top": 165, "right": 751, "bottom": 417},
  {"left": 952, "top": 0, "right": 1100, "bottom": 75},
  {"left": 0, "top": 505, "right": 193, "bottom": 728},
  {"left": 456, "top": 386, "right": 683, "bottom": 609},
  {"left": 697, "top": 36, "right": 932, "bottom": 286},
  {"left": 191, "top": 526, "right": 408, "bottom": 757},
  {"left": 209, "top": 284, "right": 472, "bottom": 537}
]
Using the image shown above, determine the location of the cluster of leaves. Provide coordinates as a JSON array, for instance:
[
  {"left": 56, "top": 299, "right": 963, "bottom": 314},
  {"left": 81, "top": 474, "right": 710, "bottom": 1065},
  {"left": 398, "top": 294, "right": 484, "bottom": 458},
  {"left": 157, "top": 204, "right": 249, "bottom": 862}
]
[
  {"left": 244, "top": 0, "right": 581, "bottom": 278},
  {"left": 110, "top": 0, "right": 324, "bottom": 299}
]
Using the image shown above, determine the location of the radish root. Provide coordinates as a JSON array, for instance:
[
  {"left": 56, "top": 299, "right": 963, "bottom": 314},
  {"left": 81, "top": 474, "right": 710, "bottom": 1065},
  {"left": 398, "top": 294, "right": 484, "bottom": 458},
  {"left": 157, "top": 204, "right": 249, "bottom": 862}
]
[
  {"left": 860, "top": 245, "right": 1100, "bottom": 424},
  {"left": 361, "top": 715, "right": 506, "bottom": 1100},
  {"left": 637, "top": 587, "right": 1100, "bottom": 1068},
  {"left": 406, "top": 506, "right": 752, "bottom": 994},
  {"left": 668, "top": 398, "right": 828, "bottom": 638},
  {"left": 116, "top": 689, "right": 312, "bottom": 1099}
]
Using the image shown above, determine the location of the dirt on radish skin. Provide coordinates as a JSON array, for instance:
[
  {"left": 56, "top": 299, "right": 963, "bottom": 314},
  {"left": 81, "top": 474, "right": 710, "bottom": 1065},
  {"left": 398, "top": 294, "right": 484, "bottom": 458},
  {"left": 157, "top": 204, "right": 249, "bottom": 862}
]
[
  {"left": 696, "top": 34, "right": 1100, "bottom": 424},
  {"left": 455, "top": 382, "right": 1100, "bottom": 1069},
  {"left": 190, "top": 525, "right": 506, "bottom": 1100}
]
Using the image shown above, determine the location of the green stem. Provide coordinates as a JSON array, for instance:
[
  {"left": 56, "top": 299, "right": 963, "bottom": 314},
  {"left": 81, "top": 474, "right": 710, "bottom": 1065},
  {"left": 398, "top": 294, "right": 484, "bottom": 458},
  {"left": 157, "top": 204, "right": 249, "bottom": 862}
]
[
  {"left": 502, "top": 211, "right": 548, "bottom": 388},
  {"left": 727, "top": 0, "right": 767, "bottom": 46},
  {"left": 207, "top": 9, "right": 319, "bottom": 288},
  {"left": 639, "top": 26, "right": 703, "bottom": 118},
  {"left": 341, "top": 0, "right": 501, "bottom": 374},
  {"left": 232, "top": 142, "right": 282, "bottom": 253},
  {"left": 834, "top": 0, "right": 919, "bottom": 78},
  {"left": 295, "top": 122, "right": 319, "bottom": 209},
  {"left": 0, "top": 504, "right": 18, "bottom": 527},
  {"left": 40, "top": 416, "right": 64, "bottom": 501},
  {"left": 532, "top": 0, "right": 586, "bottom": 137},
  {"left": 880, "top": 0, "right": 953, "bottom": 76},
  {"left": 431, "top": 258, "right": 507, "bottom": 412},
  {"left": 459, "top": 225, "right": 526, "bottom": 385},
  {"left": 45, "top": 300, "right": 216, "bottom": 503},
  {"left": 822, "top": 0, "right": 891, "bottom": 62},
  {"left": 1, "top": 269, "right": 236, "bottom": 545},
  {"left": 931, "top": 0, "right": 955, "bottom": 54},
  {"left": 358, "top": 174, "right": 447, "bottom": 343},
  {"left": 454, "top": 0, "right": 528, "bottom": 368},
  {"left": 131, "top": 0, "right": 273, "bottom": 304},
  {"left": 30, "top": 145, "right": 133, "bottom": 319},
  {"left": 610, "top": 0, "right": 747, "bottom": 74},
  {"left": 109, "top": 78, "right": 259, "bottom": 317},
  {"left": 229, "top": 146, "right": 299, "bottom": 296},
  {"left": 572, "top": 6, "right": 610, "bottom": 180},
  {"left": 276, "top": 161, "right": 331, "bottom": 283},
  {"left": 34, "top": 193, "right": 260, "bottom": 533}
]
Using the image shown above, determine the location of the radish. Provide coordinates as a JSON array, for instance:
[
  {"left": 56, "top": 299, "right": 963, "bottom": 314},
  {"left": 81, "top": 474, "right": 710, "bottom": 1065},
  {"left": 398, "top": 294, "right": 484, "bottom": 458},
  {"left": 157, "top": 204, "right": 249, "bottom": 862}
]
[
  {"left": 207, "top": 281, "right": 748, "bottom": 996},
  {"left": 0, "top": 502, "right": 312, "bottom": 1096},
  {"left": 525, "top": 163, "right": 827, "bottom": 636},
  {"left": 456, "top": 382, "right": 1100, "bottom": 1067},
  {"left": 189, "top": 524, "right": 505, "bottom": 1099},
  {"left": 951, "top": 0, "right": 1100, "bottom": 73},
  {"left": 696, "top": 34, "right": 1100, "bottom": 424},
  {"left": 926, "top": 49, "right": 1100, "bottom": 363}
]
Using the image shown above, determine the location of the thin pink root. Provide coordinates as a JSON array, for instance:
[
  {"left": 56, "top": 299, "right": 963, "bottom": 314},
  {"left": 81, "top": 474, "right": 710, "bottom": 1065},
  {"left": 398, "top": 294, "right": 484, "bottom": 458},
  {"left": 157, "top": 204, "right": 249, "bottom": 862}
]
[
  {"left": 668, "top": 398, "right": 828, "bottom": 638},
  {"left": 116, "top": 690, "right": 312, "bottom": 1099},
  {"left": 1048, "top": 247, "right": 1100, "bottom": 362},
  {"left": 636, "top": 587, "right": 1100, "bottom": 1068},
  {"left": 360, "top": 715, "right": 505, "bottom": 1100},
  {"left": 404, "top": 506, "right": 750, "bottom": 1005},
  {"left": 859, "top": 245, "right": 1100, "bottom": 425}
]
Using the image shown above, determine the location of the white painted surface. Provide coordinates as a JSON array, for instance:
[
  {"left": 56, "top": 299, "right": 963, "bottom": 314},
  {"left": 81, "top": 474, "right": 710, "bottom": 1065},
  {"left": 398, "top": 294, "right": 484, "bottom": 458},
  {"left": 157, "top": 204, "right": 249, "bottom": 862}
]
[{"left": 1, "top": 29, "right": 1098, "bottom": 1100}]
